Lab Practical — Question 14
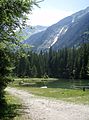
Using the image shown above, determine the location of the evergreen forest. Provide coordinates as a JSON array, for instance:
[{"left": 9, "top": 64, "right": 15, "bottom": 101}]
[{"left": 14, "top": 43, "right": 89, "bottom": 79}]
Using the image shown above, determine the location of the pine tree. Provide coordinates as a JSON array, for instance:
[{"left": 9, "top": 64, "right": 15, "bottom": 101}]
[{"left": 31, "top": 65, "right": 37, "bottom": 78}]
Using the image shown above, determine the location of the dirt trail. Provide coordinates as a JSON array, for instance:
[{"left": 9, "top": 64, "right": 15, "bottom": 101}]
[{"left": 6, "top": 87, "right": 89, "bottom": 120}]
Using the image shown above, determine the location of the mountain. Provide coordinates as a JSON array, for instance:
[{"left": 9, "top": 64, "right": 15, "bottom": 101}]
[
  {"left": 24, "top": 7, "right": 89, "bottom": 52},
  {"left": 18, "top": 25, "right": 47, "bottom": 40}
]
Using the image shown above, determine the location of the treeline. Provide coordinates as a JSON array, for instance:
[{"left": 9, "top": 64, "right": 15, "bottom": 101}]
[{"left": 13, "top": 44, "right": 89, "bottom": 79}]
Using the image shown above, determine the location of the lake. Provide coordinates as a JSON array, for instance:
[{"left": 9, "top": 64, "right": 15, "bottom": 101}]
[{"left": 46, "top": 79, "right": 89, "bottom": 89}]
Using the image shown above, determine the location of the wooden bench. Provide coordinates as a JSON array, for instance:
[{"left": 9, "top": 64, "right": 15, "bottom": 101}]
[{"left": 73, "top": 86, "right": 89, "bottom": 91}]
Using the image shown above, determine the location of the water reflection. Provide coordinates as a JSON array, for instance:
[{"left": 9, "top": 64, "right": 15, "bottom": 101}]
[{"left": 47, "top": 79, "right": 89, "bottom": 89}]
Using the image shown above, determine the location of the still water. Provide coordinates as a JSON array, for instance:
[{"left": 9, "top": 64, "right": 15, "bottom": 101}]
[{"left": 47, "top": 79, "right": 89, "bottom": 89}]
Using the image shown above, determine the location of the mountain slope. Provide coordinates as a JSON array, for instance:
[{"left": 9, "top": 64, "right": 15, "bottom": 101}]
[
  {"left": 53, "top": 12, "right": 89, "bottom": 50},
  {"left": 18, "top": 25, "right": 47, "bottom": 40},
  {"left": 24, "top": 7, "right": 89, "bottom": 52}
]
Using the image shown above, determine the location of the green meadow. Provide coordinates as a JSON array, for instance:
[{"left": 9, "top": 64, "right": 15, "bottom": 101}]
[{"left": 9, "top": 78, "right": 89, "bottom": 105}]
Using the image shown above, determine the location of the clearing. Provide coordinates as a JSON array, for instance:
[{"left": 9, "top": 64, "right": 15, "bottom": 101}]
[{"left": 6, "top": 87, "right": 89, "bottom": 120}]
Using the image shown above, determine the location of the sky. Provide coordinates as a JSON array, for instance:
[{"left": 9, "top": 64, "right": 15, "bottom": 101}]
[{"left": 27, "top": 0, "right": 89, "bottom": 26}]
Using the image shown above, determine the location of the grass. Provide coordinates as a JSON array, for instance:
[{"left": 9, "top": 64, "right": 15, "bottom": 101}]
[
  {"left": 15, "top": 86, "right": 89, "bottom": 105},
  {"left": 0, "top": 93, "right": 23, "bottom": 120},
  {"left": 10, "top": 77, "right": 89, "bottom": 105},
  {"left": 10, "top": 78, "right": 58, "bottom": 87}
]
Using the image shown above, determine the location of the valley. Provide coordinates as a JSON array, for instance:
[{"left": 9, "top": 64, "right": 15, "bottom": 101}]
[{"left": 1, "top": 1, "right": 89, "bottom": 119}]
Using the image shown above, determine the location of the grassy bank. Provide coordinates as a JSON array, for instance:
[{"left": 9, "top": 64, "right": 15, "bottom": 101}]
[
  {"left": 10, "top": 78, "right": 89, "bottom": 105},
  {"left": 11, "top": 78, "right": 89, "bottom": 88},
  {"left": 15, "top": 87, "right": 89, "bottom": 105}
]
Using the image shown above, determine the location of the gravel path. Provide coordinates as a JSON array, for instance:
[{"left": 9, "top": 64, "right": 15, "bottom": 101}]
[{"left": 6, "top": 87, "right": 89, "bottom": 120}]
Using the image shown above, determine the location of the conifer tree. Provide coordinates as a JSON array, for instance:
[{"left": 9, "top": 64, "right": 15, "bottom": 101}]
[
  {"left": 0, "top": 0, "right": 39, "bottom": 106},
  {"left": 31, "top": 65, "right": 37, "bottom": 77}
]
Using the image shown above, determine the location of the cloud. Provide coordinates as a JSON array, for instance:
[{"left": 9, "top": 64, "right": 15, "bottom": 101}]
[{"left": 27, "top": 9, "right": 73, "bottom": 26}]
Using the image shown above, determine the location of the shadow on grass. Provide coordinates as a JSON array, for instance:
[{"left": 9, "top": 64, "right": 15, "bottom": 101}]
[{"left": 0, "top": 103, "right": 23, "bottom": 120}]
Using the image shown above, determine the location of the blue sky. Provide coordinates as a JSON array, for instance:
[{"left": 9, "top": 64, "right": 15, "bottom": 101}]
[{"left": 27, "top": 0, "right": 89, "bottom": 26}]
